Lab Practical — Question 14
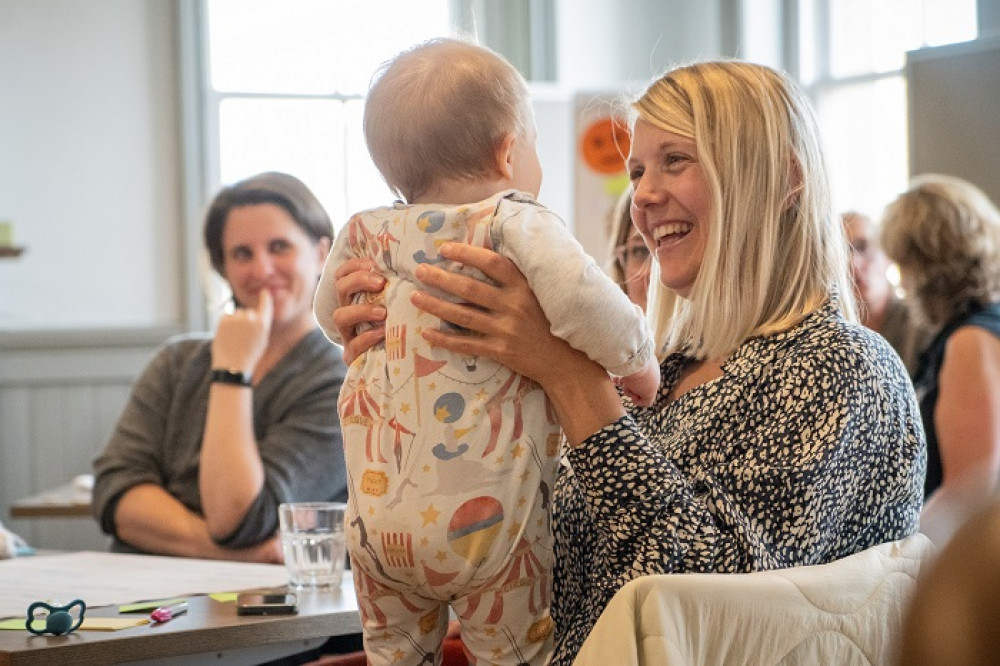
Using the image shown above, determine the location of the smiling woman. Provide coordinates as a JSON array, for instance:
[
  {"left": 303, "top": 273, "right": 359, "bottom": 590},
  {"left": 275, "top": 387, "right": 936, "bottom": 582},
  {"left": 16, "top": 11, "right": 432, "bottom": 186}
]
[
  {"left": 626, "top": 120, "right": 711, "bottom": 301},
  {"left": 328, "top": 59, "right": 926, "bottom": 665},
  {"left": 92, "top": 172, "right": 349, "bottom": 563}
]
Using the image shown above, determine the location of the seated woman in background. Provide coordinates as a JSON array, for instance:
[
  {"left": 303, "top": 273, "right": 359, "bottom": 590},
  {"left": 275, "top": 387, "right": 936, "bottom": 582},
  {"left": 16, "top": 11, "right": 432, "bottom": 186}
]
[
  {"left": 608, "top": 188, "right": 651, "bottom": 311},
  {"left": 92, "top": 171, "right": 348, "bottom": 562},
  {"left": 333, "top": 60, "right": 926, "bottom": 664},
  {"left": 842, "top": 210, "right": 930, "bottom": 374},
  {"left": 880, "top": 174, "right": 1000, "bottom": 547}
]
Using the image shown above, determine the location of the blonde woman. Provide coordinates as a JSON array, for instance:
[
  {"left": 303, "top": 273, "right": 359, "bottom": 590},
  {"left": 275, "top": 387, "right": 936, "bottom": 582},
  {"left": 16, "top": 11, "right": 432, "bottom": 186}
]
[
  {"left": 333, "top": 60, "right": 925, "bottom": 664},
  {"left": 881, "top": 174, "right": 1000, "bottom": 546}
]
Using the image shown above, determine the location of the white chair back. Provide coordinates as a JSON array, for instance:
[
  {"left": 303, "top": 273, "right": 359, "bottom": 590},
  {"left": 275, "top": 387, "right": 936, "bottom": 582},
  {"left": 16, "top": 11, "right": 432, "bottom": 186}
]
[{"left": 573, "top": 533, "right": 934, "bottom": 666}]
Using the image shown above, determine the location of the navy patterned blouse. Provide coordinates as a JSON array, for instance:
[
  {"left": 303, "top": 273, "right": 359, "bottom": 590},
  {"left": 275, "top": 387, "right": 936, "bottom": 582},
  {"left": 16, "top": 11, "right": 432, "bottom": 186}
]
[{"left": 550, "top": 300, "right": 926, "bottom": 664}]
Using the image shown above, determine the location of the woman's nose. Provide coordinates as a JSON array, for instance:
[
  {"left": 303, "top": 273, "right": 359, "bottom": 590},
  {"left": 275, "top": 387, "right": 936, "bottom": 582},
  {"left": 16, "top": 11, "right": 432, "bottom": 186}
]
[
  {"left": 249, "top": 253, "right": 274, "bottom": 277},
  {"left": 632, "top": 177, "right": 661, "bottom": 208}
]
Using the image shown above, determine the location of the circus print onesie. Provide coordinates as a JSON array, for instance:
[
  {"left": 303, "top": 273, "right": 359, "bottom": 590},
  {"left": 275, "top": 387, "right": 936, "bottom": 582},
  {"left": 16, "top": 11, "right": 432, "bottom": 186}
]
[{"left": 314, "top": 189, "right": 654, "bottom": 664}]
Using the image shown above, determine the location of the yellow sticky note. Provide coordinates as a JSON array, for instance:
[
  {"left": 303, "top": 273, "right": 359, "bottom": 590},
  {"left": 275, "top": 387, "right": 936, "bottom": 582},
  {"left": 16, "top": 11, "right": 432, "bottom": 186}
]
[
  {"left": 79, "top": 618, "right": 150, "bottom": 631},
  {"left": 0, "top": 617, "right": 150, "bottom": 632},
  {"left": 119, "top": 597, "right": 187, "bottom": 613},
  {"left": 0, "top": 619, "right": 30, "bottom": 631}
]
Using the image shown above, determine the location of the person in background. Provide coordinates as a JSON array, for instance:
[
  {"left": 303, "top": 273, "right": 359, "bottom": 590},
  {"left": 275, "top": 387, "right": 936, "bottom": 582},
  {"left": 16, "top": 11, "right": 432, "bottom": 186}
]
[
  {"left": 331, "top": 59, "right": 926, "bottom": 664},
  {"left": 843, "top": 210, "right": 929, "bottom": 374},
  {"left": 313, "top": 37, "right": 657, "bottom": 665},
  {"left": 609, "top": 189, "right": 651, "bottom": 311},
  {"left": 880, "top": 174, "right": 1000, "bottom": 547},
  {"left": 92, "top": 171, "right": 348, "bottom": 562}
]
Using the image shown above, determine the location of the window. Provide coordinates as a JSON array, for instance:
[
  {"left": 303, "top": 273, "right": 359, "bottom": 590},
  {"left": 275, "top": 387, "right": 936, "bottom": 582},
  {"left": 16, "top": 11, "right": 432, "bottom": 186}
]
[
  {"left": 203, "top": 0, "right": 454, "bottom": 228},
  {"left": 798, "top": 0, "right": 978, "bottom": 218}
]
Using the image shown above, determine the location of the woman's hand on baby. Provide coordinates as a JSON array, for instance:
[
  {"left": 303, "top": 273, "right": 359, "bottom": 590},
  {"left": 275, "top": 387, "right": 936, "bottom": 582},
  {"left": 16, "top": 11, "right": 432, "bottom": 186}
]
[
  {"left": 212, "top": 288, "right": 273, "bottom": 374},
  {"left": 410, "top": 242, "right": 581, "bottom": 388},
  {"left": 330, "top": 257, "right": 387, "bottom": 365}
]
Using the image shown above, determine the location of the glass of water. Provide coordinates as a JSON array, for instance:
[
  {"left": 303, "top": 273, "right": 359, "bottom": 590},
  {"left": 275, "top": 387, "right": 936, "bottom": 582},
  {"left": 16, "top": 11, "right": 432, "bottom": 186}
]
[{"left": 278, "top": 502, "right": 347, "bottom": 588}]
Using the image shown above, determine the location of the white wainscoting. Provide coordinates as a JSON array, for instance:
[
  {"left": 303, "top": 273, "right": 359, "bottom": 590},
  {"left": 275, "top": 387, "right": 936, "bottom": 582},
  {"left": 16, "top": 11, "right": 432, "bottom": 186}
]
[{"left": 0, "top": 327, "right": 179, "bottom": 550}]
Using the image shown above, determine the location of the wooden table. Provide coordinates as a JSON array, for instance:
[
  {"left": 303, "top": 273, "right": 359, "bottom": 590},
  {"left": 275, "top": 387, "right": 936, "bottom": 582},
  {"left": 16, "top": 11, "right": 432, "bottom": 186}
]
[
  {"left": 9, "top": 483, "right": 92, "bottom": 519},
  {"left": 0, "top": 584, "right": 361, "bottom": 666}
]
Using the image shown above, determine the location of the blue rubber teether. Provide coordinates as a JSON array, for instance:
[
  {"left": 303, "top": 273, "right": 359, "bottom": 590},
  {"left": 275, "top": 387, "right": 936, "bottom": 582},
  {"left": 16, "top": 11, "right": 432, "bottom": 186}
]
[{"left": 26, "top": 599, "right": 86, "bottom": 636}]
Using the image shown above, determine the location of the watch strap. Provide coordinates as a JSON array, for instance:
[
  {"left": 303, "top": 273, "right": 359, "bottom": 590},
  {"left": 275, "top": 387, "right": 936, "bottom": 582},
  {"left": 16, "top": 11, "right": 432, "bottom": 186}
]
[{"left": 210, "top": 368, "right": 253, "bottom": 387}]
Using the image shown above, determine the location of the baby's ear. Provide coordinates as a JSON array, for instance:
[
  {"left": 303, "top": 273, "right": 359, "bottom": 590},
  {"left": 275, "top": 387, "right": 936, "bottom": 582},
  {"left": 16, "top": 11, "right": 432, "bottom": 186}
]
[{"left": 493, "top": 132, "right": 517, "bottom": 180}]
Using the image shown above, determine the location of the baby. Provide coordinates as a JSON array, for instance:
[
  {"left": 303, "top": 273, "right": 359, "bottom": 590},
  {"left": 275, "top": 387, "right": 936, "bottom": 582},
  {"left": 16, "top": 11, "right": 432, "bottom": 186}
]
[{"left": 315, "top": 37, "right": 658, "bottom": 665}]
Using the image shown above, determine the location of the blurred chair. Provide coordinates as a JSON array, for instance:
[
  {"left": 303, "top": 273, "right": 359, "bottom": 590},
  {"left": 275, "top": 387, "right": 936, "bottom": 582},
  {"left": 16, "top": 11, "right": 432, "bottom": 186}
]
[
  {"left": 574, "top": 533, "right": 933, "bottom": 666},
  {"left": 900, "top": 499, "right": 1000, "bottom": 666}
]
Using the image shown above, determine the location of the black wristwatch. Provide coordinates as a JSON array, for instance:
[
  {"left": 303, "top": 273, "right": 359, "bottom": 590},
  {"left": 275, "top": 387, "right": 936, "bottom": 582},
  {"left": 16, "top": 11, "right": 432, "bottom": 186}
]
[{"left": 210, "top": 368, "right": 253, "bottom": 387}]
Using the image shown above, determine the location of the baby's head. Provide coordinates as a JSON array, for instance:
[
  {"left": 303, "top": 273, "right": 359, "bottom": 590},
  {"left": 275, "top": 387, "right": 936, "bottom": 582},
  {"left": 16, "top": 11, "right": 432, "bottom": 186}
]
[{"left": 364, "top": 37, "right": 539, "bottom": 203}]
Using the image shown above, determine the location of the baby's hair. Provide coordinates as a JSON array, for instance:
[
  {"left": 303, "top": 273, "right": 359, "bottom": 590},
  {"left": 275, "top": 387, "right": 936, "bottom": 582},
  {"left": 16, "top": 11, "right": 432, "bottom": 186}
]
[{"left": 364, "top": 37, "right": 533, "bottom": 203}]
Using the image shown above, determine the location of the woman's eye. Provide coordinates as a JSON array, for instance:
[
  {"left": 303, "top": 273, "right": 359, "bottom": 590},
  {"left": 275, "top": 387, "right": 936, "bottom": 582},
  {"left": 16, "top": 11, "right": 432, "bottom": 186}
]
[
  {"left": 269, "top": 239, "right": 291, "bottom": 254},
  {"left": 628, "top": 167, "right": 644, "bottom": 182},
  {"left": 229, "top": 247, "right": 252, "bottom": 261},
  {"left": 629, "top": 245, "right": 650, "bottom": 262}
]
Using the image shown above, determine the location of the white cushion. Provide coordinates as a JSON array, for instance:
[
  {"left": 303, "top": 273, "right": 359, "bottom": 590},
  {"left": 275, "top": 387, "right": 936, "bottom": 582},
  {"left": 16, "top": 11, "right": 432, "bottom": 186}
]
[{"left": 573, "top": 533, "right": 934, "bottom": 666}]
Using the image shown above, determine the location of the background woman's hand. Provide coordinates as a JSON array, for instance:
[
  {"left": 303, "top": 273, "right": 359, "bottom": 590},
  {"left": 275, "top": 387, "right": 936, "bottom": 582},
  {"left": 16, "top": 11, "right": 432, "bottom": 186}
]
[
  {"left": 330, "top": 257, "right": 387, "bottom": 364},
  {"left": 212, "top": 288, "right": 272, "bottom": 374}
]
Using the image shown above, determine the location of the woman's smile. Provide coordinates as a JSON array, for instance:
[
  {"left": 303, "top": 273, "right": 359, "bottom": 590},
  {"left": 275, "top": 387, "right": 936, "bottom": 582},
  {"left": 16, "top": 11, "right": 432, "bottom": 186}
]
[{"left": 627, "top": 118, "right": 711, "bottom": 298}]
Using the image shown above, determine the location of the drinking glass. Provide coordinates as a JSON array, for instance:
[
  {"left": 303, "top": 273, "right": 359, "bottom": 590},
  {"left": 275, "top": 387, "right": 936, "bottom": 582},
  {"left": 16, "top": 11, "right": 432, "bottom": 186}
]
[{"left": 278, "top": 502, "right": 347, "bottom": 588}]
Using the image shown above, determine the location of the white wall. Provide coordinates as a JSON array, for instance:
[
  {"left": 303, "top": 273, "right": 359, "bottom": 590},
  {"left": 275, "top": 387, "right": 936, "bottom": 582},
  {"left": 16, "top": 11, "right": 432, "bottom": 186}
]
[
  {"left": 553, "top": 0, "right": 724, "bottom": 90},
  {"left": 0, "top": 0, "right": 184, "bottom": 549},
  {"left": 0, "top": 0, "right": 183, "bottom": 330}
]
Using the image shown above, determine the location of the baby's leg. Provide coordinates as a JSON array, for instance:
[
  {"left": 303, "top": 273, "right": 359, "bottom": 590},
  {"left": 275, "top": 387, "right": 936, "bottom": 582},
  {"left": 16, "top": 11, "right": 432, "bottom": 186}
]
[
  {"left": 451, "top": 548, "right": 555, "bottom": 665},
  {"left": 351, "top": 564, "right": 450, "bottom": 665}
]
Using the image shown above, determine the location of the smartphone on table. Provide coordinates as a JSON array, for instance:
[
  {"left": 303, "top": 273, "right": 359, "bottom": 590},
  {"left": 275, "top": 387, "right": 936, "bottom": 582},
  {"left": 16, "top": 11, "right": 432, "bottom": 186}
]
[{"left": 236, "top": 590, "right": 298, "bottom": 615}]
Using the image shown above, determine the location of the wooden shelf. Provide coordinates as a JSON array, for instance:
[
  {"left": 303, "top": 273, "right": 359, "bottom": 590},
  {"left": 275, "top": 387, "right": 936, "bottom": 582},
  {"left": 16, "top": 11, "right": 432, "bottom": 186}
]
[{"left": 0, "top": 246, "right": 26, "bottom": 258}]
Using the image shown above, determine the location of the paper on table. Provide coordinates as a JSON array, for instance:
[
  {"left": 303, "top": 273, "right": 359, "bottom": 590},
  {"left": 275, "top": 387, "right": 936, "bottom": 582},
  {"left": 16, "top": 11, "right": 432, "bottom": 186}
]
[
  {"left": 119, "top": 597, "right": 187, "bottom": 613},
  {"left": 0, "top": 617, "right": 150, "bottom": 632},
  {"left": 0, "top": 551, "right": 288, "bottom": 619}
]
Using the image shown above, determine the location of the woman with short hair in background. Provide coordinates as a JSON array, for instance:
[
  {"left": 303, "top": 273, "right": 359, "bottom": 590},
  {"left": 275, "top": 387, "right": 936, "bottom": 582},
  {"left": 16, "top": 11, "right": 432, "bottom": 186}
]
[{"left": 92, "top": 171, "right": 348, "bottom": 562}]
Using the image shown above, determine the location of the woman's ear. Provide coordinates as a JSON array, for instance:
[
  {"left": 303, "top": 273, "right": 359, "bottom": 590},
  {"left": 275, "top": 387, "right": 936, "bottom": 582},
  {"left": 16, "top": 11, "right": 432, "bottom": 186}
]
[{"left": 494, "top": 132, "right": 517, "bottom": 180}]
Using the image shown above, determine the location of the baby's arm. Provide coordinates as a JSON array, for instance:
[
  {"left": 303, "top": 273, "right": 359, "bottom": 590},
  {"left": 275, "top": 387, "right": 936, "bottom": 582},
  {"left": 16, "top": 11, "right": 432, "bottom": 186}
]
[
  {"left": 617, "top": 356, "right": 661, "bottom": 407},
  {"left": 495, "top": 200, "right": 655, "bottom": 379}
]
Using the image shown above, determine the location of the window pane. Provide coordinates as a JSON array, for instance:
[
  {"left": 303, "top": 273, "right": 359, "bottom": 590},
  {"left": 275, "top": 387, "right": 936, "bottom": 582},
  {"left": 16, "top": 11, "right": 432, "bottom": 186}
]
[
  {"left": 344, "top": 100, "right": 394, "bottom": 218},
  {"left": 218, "top": 98, "right": 394, "bottom": 232},
  {"left": 208, "top": 0, "right": 451, "bottom": 95},
  {"left": 827, "top": 0, "right": 977, "bottom": 77},
  {"left": 816, "top": 77, "right": 908, "bottom": 218},
  {"left": 923, "top": 0, "right": 977, "bottom": 47},
  {"left": 219, "top": 98, "right": 348, "bottom": 224},
  {"left": 829, "top": 0, "right": 924, "bottom": 76}
]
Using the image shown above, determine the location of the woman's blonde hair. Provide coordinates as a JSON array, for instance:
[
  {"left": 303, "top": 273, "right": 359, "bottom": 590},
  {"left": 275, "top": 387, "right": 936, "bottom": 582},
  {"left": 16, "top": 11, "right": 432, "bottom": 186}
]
[
  {"left": 880, "top": 174, "right": 1000, "bottom": 327},
  {"left": 634, "top": 60, "right": 855, "bottom": 360},
  {"left": 364, "top": 37, "right": 533, "bottom": 203}
]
